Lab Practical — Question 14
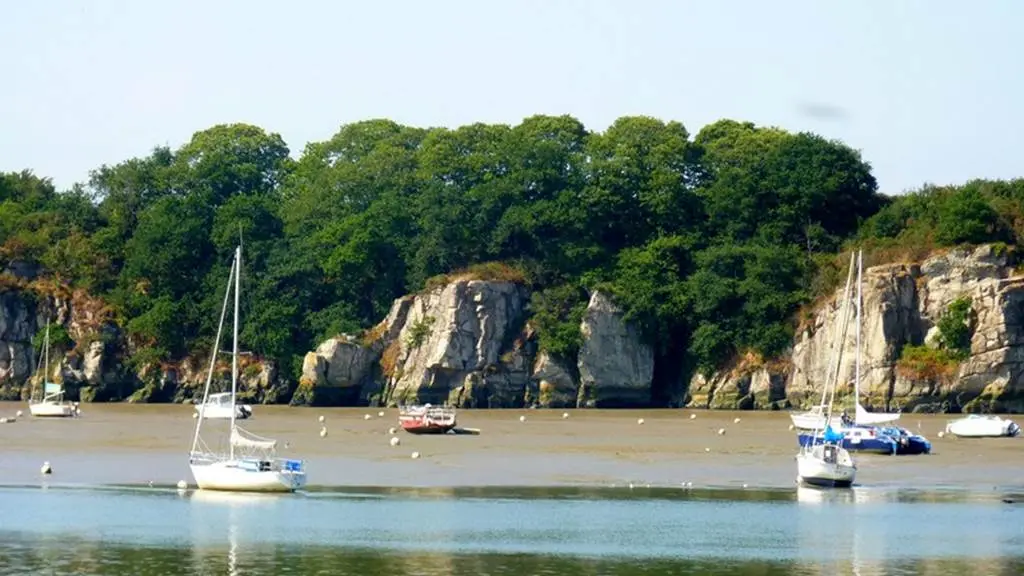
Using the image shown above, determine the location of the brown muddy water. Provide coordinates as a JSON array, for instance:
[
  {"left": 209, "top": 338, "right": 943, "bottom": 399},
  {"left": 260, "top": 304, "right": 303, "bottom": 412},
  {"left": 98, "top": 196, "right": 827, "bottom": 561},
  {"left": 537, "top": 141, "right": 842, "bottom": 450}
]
[{"left": 0, "top": 402, "right": 1021, "bottom": 491}]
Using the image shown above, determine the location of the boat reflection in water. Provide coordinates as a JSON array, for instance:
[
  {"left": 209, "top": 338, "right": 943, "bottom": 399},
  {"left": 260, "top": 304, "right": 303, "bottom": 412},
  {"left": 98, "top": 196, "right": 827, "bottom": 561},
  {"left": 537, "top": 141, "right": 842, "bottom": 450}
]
[{"left": 188, "top": 489, "right": 287, "bottom": 576}]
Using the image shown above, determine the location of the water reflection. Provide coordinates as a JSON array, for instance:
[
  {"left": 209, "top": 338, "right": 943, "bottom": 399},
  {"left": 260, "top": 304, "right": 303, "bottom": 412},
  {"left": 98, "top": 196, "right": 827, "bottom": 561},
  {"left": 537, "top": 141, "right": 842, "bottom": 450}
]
[
  {"left": 0, "top": 485, "right": 1022, "bottom": 576},
  {"left": 187, "top": 490, "right": 286, "bottom": 576}
]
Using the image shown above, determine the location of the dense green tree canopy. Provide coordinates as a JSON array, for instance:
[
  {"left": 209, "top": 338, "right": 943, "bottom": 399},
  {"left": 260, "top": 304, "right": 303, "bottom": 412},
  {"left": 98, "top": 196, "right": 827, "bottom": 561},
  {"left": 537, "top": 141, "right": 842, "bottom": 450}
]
[{"left": 1, "top": 115, "right": 1018, "bottom": 403}]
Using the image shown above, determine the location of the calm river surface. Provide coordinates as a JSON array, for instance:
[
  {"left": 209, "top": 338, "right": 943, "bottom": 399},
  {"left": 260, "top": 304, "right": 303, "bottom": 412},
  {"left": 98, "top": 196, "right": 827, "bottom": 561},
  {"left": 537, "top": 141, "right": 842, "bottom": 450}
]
[
  {"left": 1, "top": 403, "right": 1022, "bottom": 574},
  {"left": 0, "top": 485, "right": 1022, "bottom": 575}
]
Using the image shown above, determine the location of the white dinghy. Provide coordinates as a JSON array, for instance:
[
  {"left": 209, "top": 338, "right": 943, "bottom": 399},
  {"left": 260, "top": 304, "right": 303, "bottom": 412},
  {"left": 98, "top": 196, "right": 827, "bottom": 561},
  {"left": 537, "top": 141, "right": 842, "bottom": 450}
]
[{"left": 945, "top": 415, "right": 1021, "bottom": 438}]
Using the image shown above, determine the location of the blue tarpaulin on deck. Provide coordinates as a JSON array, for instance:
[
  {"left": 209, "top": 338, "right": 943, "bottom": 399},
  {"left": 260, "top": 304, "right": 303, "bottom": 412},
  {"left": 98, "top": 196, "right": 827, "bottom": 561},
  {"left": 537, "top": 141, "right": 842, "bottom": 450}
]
[{"left": 823, "top": 425, "right": 844, "bottom": 443}]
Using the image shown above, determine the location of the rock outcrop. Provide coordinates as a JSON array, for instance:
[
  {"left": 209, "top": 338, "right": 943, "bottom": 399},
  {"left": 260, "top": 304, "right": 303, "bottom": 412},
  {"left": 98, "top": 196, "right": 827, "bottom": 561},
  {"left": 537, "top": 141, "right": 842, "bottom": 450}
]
[
  {"left": 690, "top": 245, "right": 1024, "bottom": 413},
  {"left": 576, "top": 291, "right": 654, "bottom": 407},
  {"left": 299, "top": 283, "right": 655, "bottom": 408},
  {"left": 0, "top": 280, "right": 290, "bottom": 404}
]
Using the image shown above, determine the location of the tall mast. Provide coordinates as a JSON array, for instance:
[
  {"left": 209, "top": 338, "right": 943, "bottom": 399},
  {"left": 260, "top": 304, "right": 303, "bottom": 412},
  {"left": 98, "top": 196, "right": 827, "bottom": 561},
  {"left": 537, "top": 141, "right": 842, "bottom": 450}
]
[
  {"left": 189, "top": 254, "right": 236, "bottom": 458},
  {"left": 824, "top": 252, "right": 856, "bottom": 429},
  {"left": 44, "top": 321, "right": 50, "bottom": 386},
  {"left": 855, "top": 250, "right": 863, "bottom": 414},
  {"left": 230, "top": 244, "right": 241, "bottom": 460},
  {"left": 817, "top": 252, "right": 856, "bottom": 413}
]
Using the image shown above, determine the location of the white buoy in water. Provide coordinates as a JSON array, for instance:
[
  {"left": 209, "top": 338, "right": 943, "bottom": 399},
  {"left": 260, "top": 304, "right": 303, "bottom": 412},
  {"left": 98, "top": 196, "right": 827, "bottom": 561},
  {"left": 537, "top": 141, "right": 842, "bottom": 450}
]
[
  {"left": 388, "top": 427, "right": 397, "bottom": 435},
  {"left": 637, "top": 418, "right": 645, "bottom": 425},
  {"left": 390, "top": 437, "right": 401, "bottom": 447},
  {"left": 937, "top": 431, "right": 945, "bottom": 438},
  {"left": 378, "top": 411, "right": 385, "bottom": 417},
  {"left": 733, "top": 417, "right": 741, "bottom": 424},
  {"left": 717, "top": 428, "right": 726, "bottom": 435},
  {"left": 411, "top": 451, "right": 420, "bottom": 459},
  {"left": 16, "top": 410, "right": 23, "bottom": 417},
  {"left": 690, "top": 414, "right": 697, "bottom": 420},
  {"left": 319, "top": 427, "right": 328, "bottom": 438},
  {"left": 742, "top": 483, "right": 749, "bottom": 489},
  {"left": 704, "top": 447, "right": 711, "bottom": 453},
  {"left": 318, "top": 415, "right": 325, "bottom": 423},
  {"left": 192, "top": 412, "right": 199, "bottom": 419},
  {"left": 562, "top": 412, "right": 569, "bottom": 419},
  {"left": 364, "top": 414, "right": 372, "bottom": 420},
  {"left": 176, "top": 480, "right": 188, "bottom": 490},
  {"left": 0, "top": 417, "right": 9, "bottom": 424},
  {"left": 41, "top": 461, "right": 52, "bottom": 475},
  {"left": 519, "top": 415, "right": 526, "bottom": 422}
]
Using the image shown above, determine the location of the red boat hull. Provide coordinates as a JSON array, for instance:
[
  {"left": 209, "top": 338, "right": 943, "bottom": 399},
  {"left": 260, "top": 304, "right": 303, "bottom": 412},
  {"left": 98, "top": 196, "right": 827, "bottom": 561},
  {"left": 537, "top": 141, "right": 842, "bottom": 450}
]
[{"left": 400, "top": 421, "right": 457, "bottom": 435}]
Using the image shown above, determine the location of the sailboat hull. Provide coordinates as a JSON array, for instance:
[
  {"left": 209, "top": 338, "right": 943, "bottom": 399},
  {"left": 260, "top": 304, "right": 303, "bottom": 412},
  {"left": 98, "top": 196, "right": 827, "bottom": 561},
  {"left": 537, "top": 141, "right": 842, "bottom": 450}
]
[
  {"left": 190, "top": 460, "right": 306, "bottom": 493},
  {"left": 790, "top": 407, "right": 827, "bottom": 430},
  {"left": 797, "top": 445, "right": 857, "bottom": 488},
  {"left": 29, "top": 401, "right": 76, "bottom": 418}
]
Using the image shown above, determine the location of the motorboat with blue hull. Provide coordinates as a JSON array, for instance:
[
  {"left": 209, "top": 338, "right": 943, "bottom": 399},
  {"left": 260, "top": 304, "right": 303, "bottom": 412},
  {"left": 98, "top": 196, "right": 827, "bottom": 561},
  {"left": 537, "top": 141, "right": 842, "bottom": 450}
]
[
  {"left": 798, "top": 424, "right": 898, "bottom": 455},
  {"left": 877, "top": 426, "right": 931, "bottom": 455}
]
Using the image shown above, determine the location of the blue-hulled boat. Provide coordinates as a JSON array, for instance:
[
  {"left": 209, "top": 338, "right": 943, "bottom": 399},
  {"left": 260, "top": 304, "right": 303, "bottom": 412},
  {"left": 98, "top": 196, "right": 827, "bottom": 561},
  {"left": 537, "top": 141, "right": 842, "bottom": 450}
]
[
  {"left": 797, "top": 424, "right": 898, "bottom": 455},
  {"left": 877, "top": 426, "right": 931, "bottom": 455}
]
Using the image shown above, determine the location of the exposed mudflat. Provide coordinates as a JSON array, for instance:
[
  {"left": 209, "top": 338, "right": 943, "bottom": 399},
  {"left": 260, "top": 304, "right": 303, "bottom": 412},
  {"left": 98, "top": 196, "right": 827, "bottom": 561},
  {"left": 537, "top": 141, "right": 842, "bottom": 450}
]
[{"left": 0, "top": 402, "right": 1020, "bottom": 491}]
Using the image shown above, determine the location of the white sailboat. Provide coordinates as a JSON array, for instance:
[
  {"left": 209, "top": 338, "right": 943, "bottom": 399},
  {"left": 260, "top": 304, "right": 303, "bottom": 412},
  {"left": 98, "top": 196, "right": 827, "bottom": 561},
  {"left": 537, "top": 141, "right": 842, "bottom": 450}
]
[
  {"left": 28, "top": 321, "right": 79, "bottom": 418},
  {"left": 188, "top": 245, "right": 306, "bottom": 493},
  {"left": 790, "top": 249, "right": 899, "bottom": 429},
  {"left": 194, "top": 392, "right": 253, "bottom": 420},
  {"left": 851, "top": 250, "right": 900, "bottom": 426},
  {"left": 796, "top": 252, "right": 857, "bottom": 488}
]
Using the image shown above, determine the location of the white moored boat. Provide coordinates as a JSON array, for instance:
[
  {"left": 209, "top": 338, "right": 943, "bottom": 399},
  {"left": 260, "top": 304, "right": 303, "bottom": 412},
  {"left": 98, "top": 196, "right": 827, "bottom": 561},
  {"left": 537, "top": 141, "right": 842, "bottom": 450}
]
[
  {"left": 188, "top": 244, "right": 306, "bottom": 493},
  {"left": 944, "top": 415, "right": 1021, "bottom": 438},
  {"left": 791, "top": 250, "right": 900, "bottom": 430},
  {"left": 796, "top": 251, "right": 858, "bottom": 488},
  {"left": 797, "top": 442, "right": 857, "bottom": 488},
  {"left": 28, "top": 321, "right": 79, "bottom": 418},
  {"left": 195, "top": 392, "right": 252, "bottom": 420}
]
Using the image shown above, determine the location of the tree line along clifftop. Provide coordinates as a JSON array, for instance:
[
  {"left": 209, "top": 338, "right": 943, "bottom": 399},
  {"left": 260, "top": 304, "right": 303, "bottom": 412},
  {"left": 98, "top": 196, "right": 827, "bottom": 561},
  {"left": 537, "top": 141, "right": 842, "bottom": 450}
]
[{"left": 1, "top": 116, "right": 1021, "bottom": 401}]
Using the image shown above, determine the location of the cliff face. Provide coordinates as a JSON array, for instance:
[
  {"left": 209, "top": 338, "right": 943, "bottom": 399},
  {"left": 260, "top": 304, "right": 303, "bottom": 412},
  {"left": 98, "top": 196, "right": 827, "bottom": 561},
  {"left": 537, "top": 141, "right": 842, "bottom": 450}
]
[
  {"left": 0, "top": 278, "right": 287, "bottom": 405},
  {"left": 689, "top": 245, "right": 1024, "bottom": 413},
  {"left": 297, "top": 281, "right": 656, "bottom": 408},
  {"left": 7, "top": 244, "right": 1022, "bottom": 412}
]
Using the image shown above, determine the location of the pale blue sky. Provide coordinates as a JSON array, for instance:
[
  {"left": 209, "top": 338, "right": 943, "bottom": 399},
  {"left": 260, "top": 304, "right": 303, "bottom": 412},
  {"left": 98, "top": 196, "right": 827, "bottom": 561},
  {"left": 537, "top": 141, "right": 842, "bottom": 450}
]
[{"left": 1, "top": 0, "right": 1020, "bottom": 194}]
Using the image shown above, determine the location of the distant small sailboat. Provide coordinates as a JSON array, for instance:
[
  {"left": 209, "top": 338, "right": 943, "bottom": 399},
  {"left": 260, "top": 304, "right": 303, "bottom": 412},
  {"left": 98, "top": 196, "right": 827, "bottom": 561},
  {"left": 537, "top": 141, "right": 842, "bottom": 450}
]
[
  {"left": 796, "top": 252, "right": 857, "bottom": 488},
  {"left": 188, "top": 244, "right": 306, "bottom": 493},
  {"left": 195, "top": 392, "right": 253, "bottom": 420},
  {"left": 28, "top": 321, "right": 78, "bottom": 418}
]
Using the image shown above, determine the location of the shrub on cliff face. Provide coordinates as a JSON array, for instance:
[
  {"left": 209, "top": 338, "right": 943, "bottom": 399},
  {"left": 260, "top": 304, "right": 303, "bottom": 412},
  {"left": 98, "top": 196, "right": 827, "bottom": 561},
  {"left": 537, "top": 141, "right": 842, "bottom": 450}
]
[
  {"left": 897, "top": 297, "right": 975, "bottom": 380},
  {"left": 896, "top": 345, "right": 960, "bottom": 382},
  {"left": 935, "top": 296, "right": 973, "bottom": 360}
]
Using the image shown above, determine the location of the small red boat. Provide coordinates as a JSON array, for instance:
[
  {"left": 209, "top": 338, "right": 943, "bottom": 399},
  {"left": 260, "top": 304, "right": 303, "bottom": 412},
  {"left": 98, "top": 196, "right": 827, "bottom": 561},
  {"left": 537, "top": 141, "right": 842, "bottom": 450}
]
[{"left": 398, "top": 404, "right": 457, "bottom": 435}]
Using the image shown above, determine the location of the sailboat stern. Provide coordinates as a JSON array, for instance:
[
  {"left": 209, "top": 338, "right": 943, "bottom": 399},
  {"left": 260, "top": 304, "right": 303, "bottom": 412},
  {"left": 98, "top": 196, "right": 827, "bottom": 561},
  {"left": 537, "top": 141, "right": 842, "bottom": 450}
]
[
  {"left": 190, "top": 458, "right": 307, "bottom": 493},
  {"left": 797, "top": 443, "right": 857, "bottom": 488}
]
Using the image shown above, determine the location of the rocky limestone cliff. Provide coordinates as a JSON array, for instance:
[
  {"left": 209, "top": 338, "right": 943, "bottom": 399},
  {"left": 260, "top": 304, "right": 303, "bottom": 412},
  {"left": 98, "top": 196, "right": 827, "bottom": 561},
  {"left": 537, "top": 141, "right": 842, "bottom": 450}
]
[
  {"left": 0, "top": 276, "right": 288, "bottom": 404},
  {"left": 689, "top": 245, "right": 1024, "bottom": 413},
  {"left": 0, "top": 279, "right": 129, "bottom": 402},
  {"left": 298, "top": 281, "right": 656, "bottom": 408}
]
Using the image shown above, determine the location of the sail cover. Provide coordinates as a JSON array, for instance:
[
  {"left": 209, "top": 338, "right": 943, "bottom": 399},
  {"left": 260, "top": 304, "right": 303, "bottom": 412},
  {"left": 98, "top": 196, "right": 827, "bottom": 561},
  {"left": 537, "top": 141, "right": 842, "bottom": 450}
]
[{"left": 230, "top": 427, "right": 277, "bottom": 451}]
